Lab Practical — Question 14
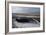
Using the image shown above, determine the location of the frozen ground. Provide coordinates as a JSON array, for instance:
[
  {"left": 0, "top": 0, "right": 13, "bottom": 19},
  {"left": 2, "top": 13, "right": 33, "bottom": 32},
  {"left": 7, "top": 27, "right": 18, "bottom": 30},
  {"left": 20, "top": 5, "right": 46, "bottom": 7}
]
[{"left": 12, "top": 18, "right": 40, "bottom": 28}]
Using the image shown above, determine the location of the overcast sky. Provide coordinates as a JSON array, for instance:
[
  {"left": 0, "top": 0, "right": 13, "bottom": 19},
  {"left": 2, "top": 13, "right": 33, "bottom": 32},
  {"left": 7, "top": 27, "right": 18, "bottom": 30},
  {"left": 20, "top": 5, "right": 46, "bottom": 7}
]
[{"left": 12, "top": 7, "right": 40, "bottom": 15}]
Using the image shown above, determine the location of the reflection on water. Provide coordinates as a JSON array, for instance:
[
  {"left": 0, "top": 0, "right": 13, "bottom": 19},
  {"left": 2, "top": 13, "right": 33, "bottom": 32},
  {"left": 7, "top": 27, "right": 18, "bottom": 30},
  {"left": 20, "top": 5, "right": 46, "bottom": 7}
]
[{"left": 12, "top": 16, "right": 40, "bottom": 28}]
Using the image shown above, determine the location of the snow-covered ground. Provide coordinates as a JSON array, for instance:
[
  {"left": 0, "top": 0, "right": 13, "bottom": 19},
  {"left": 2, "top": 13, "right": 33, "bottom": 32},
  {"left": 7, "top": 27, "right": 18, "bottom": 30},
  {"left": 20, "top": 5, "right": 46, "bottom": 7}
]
[{"left": 12, "top": 18, "right": 40, "bottom": 28}]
